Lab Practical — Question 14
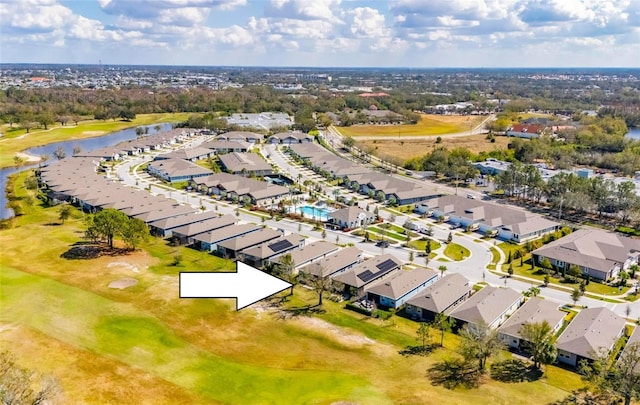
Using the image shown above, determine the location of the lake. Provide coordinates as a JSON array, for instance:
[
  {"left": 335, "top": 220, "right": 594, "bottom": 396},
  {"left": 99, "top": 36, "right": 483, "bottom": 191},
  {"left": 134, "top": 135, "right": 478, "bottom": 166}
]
[
  {"left": 0, "top": 123, "right": 173, "bottom": 219},
  {"left": 626, "top": 127, "right": 640, "bottom": 140}
]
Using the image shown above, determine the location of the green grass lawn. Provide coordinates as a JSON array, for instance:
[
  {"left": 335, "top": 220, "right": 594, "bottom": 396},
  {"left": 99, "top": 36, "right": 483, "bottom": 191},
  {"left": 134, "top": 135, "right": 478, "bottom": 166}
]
[
  {"left": 0, "top": 172, "right": 585, "bottom": 404},
  {"left": 443, "top": 243, "right": 471, "bottom": 261},
  {"left": 368, "top": 226, "right": 406, "bottom": 241},
  {"left": 0, "top": 112, "right": 193, "bottom": 169},
  {"left": 490, "top": 246, "right": 501, "bottom": 265},
  {"left": 408, "top": 238, "right": 442, "bottom": 252},
  {"left": 503, "top": 253, "right": 629, "bottom": 296},
  {"left": 336, "top": 115, "right": 484, "bottom": 137}
]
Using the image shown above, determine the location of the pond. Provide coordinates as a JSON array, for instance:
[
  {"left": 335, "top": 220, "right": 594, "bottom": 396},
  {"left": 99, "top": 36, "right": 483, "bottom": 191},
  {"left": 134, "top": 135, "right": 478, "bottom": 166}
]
[
  {"left": 625, "top": 127, "right": 640, "bottom": 140},
  {"left": 0, "top": 123, "right": 174, "bottom": 219}
]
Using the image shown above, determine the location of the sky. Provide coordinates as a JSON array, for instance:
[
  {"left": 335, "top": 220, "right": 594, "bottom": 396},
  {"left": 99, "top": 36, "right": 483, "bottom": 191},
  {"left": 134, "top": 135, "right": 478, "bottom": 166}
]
[{"left": 1, "top": 0, "right": 639, "bottom": 68}]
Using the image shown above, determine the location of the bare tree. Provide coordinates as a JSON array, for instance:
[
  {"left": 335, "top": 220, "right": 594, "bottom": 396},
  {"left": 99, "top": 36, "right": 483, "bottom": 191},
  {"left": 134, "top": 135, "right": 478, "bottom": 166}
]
[
  {"left": 312, "top": 273, "right": 332, "bottom": 306},
  {"left": 458, "top": 322, "right": 504, "bottom": 372},
  {"left": 0, "top": 351, "right": 61, "bottom": 404}
]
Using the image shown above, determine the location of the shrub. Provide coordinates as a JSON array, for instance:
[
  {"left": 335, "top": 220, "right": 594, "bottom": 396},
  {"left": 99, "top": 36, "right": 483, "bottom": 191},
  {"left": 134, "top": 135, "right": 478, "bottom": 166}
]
[{"left": 345, "top": 302, "right": 372, "bottom": 316}]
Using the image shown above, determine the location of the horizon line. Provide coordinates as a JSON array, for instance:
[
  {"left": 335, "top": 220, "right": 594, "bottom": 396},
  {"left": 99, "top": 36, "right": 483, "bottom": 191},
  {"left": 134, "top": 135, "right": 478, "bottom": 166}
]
[{"left": 1, "top": 63, "right": 639, "bottom": 70}]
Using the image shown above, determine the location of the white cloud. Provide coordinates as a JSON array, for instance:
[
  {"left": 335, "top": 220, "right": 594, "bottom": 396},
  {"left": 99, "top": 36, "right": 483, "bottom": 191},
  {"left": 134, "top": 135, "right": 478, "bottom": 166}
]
[
  {"left": 348, "top": 7, "right": 388, "bottom": 38},
  {"left": 1, "top": 0, "right": 638, "bottom": 67},
  {"left": 267, "top": 0, "right": 342, "bottom": 21}
]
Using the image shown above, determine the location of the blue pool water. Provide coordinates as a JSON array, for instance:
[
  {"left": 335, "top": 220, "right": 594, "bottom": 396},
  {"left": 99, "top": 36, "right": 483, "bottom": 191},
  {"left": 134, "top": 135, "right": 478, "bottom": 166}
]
[{"left": 294, "top": 205, "right": 334, "bottom": 221}]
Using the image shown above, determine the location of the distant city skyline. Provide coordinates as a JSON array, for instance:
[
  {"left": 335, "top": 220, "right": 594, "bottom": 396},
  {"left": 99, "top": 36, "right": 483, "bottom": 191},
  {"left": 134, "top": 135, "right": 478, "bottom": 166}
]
[{"left": 1, "top": 0, "right": 639, "bottom": 68}]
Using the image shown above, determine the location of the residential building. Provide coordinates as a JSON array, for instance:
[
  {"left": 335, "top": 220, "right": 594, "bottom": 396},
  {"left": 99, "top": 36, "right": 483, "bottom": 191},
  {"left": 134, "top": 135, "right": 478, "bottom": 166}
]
[
  {"left": 216, "top": 131, "right": 262, "bottom": 143},
  {"left": 271, "top": 241, "right": 339, "bottom": 270},
  {"left": 201, "top": 140, "right": 250, "bottom": 154},
  {"left": 218, "top": 152, "right": 274, "bottom": 177},
  {"left": 405, "top": 274, "right": 471, "bottom": 321},
  {"left": 365, "top": 268, "right": 438, "bottom": 309},
  {"left": 268, "top": 132, "right": 313, "bottom": 144},
  {"left": 169, "top": 214, "right": 236, "bottom": 245},
  {"left": 155, "top": 146, "right": 214, "bottom": 162},
  {"left": 147, "top": 158, "right": 213, "bottom": 183},
  {"left": 191, "top": 172, "right": 289, "bottom": 206},
  {"left": 532, "top": 229, "right": 640, "bottom": 281},
  {"left": 192, "top": 224, "right": 260, "bottom": 253},
  {"left": 148, "top": 211, "right": 220, "bottom": 238},
  {"left": 240, "top": 234, "right": 305, "bottom": 268},
  {"left": 449, "top": 286, "right": 523, "bottom": 330},
  {"left": 556, "top": 307, "right": 626, "bottom": 367},
  {"left": 498, "top": 297, "right": 565, "bottom": 349},
  {"left": 422, "top": 195, "right": 559, "bottom": 242},
  {"left": 216, "top": 228, "right": 283, "bottom": 259},
  {"left": 506, "top": 123, "right": 547, "bottom": 139},
  {"left": 299, "top": 247, "right": 363, "bottom": 280},
  {"left": 327, "top": 206, "right": 375, "bottom": 230},
  {"left": 331, "top": 254, "right": 403, "bottom": 297}
]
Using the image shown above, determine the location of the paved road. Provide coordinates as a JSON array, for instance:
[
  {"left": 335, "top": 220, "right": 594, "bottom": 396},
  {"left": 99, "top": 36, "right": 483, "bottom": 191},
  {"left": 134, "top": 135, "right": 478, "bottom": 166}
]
[{"left": 113, "top": 134, "right": 640, "bottom": 321}]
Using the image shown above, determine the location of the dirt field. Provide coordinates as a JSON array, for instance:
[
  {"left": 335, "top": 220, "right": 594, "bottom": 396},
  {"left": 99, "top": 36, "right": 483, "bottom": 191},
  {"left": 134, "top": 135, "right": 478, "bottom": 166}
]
[{"left": 358, "top": 134, "right": 512, "bottom": 161}]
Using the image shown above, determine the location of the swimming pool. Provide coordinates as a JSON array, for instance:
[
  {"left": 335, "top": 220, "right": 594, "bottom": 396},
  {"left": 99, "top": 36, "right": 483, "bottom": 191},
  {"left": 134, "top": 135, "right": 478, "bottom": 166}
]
[{"left": 293, "top": 205, "right": 334, "bottom": 221}]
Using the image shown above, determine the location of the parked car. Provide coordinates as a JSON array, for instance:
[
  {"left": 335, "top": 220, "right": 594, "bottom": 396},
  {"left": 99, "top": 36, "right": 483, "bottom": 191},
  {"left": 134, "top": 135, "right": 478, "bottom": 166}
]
[{"left": 375, "top": 240, "right": 390, "bottom": 248}]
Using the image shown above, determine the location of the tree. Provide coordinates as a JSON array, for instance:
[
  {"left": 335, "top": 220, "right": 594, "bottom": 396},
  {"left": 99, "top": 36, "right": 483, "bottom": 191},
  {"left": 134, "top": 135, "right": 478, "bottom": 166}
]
[
  {"left": 416, "top": 322, "right": 431, "bottom": 350},
  {"left": 85, "top": 208, "right": 128, "bottom": 248},
  {"left": 433, "top": 313, "right": 455, "bottom": 347},
  {"left": 571, "top": 287, "right": 582, "bottom": 306},
  {"left": 0, "top": 350, "right": 61, "bottom": 404},
  {"left": 72, "top": 145, "right": 82, "bottom": 155},
  {"left": 311, "top": 274, "right": 332, "bottom": 306},
  {"left": 425, "top": 239, "right": 432, "bottom": 255},
  {"left": 342, "top": 136, "right": 355, "bottom": 150},
  {"left": 13, "top": 155, "right": 25, "bottom": 167},
  {"left": 438, "top": 265, "right": 447, "bottom": 278},
  {"left": 507, "top": 263, "right": 514, "bottom": 277},
  {"left": 539, "top": 257, "right": 552, "bottom": 270},
  {"left": 52, "top": 146, "right": 66, "bottom": 160},
  {"left": 458, "top": 322, "right": 504, "bottom": 372},
  {"left": 520, "top": 321, "right": 557, "bottom": 370},
  {"left": 58, "top": 204, "right": 72, "bottom": 224},
  {"left": 276, "top": 253, "right": 296, "bottom": 295},
  {"left": 321, "top": 229, "right": 326, "bottom": 240},
  {"left": 447, "top": 232, "right": 453, "bottom": 244},
  {"left": 409, "top": 251, "right": 414, "bottom": 263},
  {"left": 120, "top": 218, "right": 149, "bottom": 250},
  {"left": 581, "top": 342, "right": 640, "bottom": 405}
]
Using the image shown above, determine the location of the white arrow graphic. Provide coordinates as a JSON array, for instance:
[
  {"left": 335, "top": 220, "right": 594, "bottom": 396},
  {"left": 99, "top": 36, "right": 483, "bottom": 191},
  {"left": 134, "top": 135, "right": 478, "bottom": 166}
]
[{"left": 179, "top": 262, "right": 292, "bottom": 310}]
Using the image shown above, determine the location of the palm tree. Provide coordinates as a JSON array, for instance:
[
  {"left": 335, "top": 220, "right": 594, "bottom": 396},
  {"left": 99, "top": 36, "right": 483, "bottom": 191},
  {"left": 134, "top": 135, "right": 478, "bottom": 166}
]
[
  {"left": 438, "top": 265, "right": 447, "bottom": 278},
  {"left": 433, "top": 313, "right": 455, "bottom": 347}
]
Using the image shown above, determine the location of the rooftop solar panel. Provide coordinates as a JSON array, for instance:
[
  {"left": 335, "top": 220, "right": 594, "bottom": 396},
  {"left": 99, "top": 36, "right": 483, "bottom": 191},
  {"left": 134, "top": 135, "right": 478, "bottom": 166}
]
[
  {"left": 376, "top": 259, "right": 398, "bottom": 273},
  {"left": 269, "top": 239, "right": 293, "bottom": 253},
  {"left": 356, "top": 259, "right": 399, "bottom": 283}
]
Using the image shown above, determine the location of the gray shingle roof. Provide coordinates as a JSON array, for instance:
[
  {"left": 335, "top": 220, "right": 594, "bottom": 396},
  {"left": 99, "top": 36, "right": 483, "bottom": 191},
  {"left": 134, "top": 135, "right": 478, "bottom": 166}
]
[
  {"left": 533, "top": 229, "right": 640, "bottom": 274},
  {"left": 365, "top": 267, "right": 438, "bottom": 300},
  {"left": 405, "top": 273, "right": 471, "bottom": 314},
  {"left": 426, "top": 195, "right": 559, "bottom": 235},
  {"left": 300, "top": 247, "right": 363, "bottom": 278},
  {"left": 556, "top": 307, "right": 625, "bottom": 360},
  {"left": 450, "top": 286, "right": 522, "bottom": 326},
  {"left": 498, "top": 297, "right": 565, "bottom": 340},
  {"left": 272, "top": 241, "right": 339, "bottom": 267},
  {"left": 218, "top": 152, "right": 272, "bottom": 173}
]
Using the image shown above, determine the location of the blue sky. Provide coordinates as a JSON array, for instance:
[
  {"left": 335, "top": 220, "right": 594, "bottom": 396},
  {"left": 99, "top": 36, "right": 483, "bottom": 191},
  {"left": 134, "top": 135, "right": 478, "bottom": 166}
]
[{"left": 1, "top": 0, "right": 639, "bottom": 67}]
